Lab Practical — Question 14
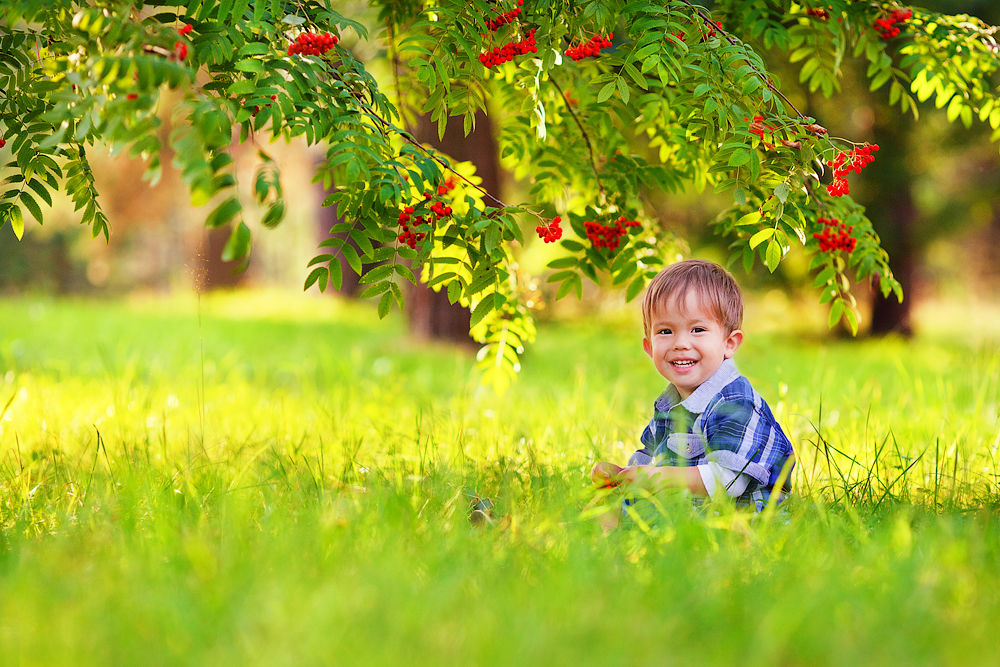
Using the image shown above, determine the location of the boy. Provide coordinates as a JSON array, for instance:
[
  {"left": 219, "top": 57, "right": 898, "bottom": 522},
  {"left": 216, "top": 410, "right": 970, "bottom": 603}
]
[{"left": 591, "top": 259, "right": 794, "bottom": 514}]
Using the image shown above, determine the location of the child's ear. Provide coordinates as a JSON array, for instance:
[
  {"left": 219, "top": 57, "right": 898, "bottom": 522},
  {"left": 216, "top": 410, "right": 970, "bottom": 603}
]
[
  {"left": 642, "top": 337, "right": 652, "bottom": 358},
  {"left": 724, "top": 329, "right": 744, "bottom": 358}
]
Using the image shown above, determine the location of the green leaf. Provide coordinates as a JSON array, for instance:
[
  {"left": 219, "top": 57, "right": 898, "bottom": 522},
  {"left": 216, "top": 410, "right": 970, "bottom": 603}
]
[
  {"left": 828, "top": 299, "right": 845, "bottom": 329},
  {"left": 470, "top": 296, "right": 495, "bottom": 327},
  {"left": 329, "top": 257, "right": 343, "bottom": 292},
  {"left": 733, "top": 187, "right": 747, "bottom": 207},
  {"left": 774, "top": 182, "right": 790, "bottom": 204},
  {"left": 205, "top": 197, "right": 241, "bottom": 229},
  {"left": 19, "top": 191, "right": 42, "bottom": 224},
  {"left": 447, "top": 279, "right": 462, "bottom": 304},
  {"left": 235, "top": 59, "right": 265, "bottom": 74},
  {"left": 377, "top": 291, "right": 393, "bottom": 319},
  {"left": 8, "top": 206, "right": 24, "bottom": 240},
  {"left": 547, "top": 256, "right": 579, "bottom": 269},
  {"left": 555, "top": 277, "right": 575, "bottom": 301},
  {"left": 626, "top": 274, "right": 645, "bottom": 302},
  {"left": 261, "top": 202, "right": 285, "bottom": 228},
  {"left": 764, "top": 239, "right": 781, "bottom": 273},
  {"left": 359, "top": 264, "right": 393, "bottom": 284},
  {"left": 749, "top": 228, "right": 774, "bottom": 249},
  {"left": 341, "top": 243, "right": 362, "bottom": 275},
  {"left": 742, "top": 244, "right": 754, "bottom": 272},
  {"left": 227, "top": 80, "right": 256, "bottom": 96},
  {"left": 597, "top": 82, "right": 616, "bottom": 103},
  {"left": 737, "top": 211, "right": 762, "bottom": 227},
  {"left": 813, "top": 265, "right": 836, "bottom": 287},
  {"left": 844, "top": 306, "right": 859, "bottom": 335},
  {"left": 728, "top": 150, "right": 750, "bottom": 167},
  {"left": 304, "top": 266, "right": 327, "bottom": 291},
  {"left": 359, "top": 281, "right": 391, "bottom": 299},
  {"left": 221, "top": 221, "right": 252, "bottom": 262}
]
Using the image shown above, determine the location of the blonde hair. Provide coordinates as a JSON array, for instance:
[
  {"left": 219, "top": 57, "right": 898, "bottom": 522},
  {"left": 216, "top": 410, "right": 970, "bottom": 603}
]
[{"left": 641, "top": 260, "right": 743, "bottom": 337}]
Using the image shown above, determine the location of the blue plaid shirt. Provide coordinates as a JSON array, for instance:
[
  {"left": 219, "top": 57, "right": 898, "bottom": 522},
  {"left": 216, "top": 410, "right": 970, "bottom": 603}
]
[{"left": 633, "top": 358, "right": 794, "bottom": 512}]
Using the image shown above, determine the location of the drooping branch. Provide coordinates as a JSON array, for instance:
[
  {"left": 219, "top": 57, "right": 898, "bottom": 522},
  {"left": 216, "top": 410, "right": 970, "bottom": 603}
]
[{"left": 547, "top": 72, "right": 606, "bottom": 206}]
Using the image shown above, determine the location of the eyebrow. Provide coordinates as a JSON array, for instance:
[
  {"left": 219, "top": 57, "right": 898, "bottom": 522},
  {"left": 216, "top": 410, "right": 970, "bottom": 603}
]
[{"left": 650, "top": 317, "right": 714, "bottom": 330}]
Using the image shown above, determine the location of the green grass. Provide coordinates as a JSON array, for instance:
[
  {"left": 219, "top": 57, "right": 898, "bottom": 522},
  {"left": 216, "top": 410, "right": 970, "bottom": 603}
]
[{"left": 2, "top": 291, "right": 1000, "bottom": 666}]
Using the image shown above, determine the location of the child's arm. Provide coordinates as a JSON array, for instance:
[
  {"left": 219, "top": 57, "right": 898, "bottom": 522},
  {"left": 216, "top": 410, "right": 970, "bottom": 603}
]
[{"left": 591, "top": 461, "right": 708, "bottom": 496}]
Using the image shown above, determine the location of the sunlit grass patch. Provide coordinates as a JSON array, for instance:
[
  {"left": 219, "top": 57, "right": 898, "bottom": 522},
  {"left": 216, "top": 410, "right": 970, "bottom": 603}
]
[{"left": 1, "top": 291, "right": 999, "bottom": 665}]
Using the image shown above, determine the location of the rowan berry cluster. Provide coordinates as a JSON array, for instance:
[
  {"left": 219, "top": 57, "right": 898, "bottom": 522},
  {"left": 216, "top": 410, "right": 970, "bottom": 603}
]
[
  {"left": 813, "top": 218, "right": 856, "bottom": 253},
  {"left": 430, "top": 200, "right": 453, "bottom": 218},
  {"left": 0, "top": 138, "right": 6, "bottom": 149},
  {"left": 585, "top": 216, "right": 640, "bottom": 251},
  {"left": 174, "top": 42, "right": 188, "bottom": 60},
  {"left": 536, "top": 216, "right": 563, "bottom": 243},
  {"left": 805, "top": 7, "right": 830, "bottom": 20},
  {"left": 288, "top": 32, "right": 339, "bottom": 56},
  {"left": 700, "top": 19, "right": 722, "bottom": 39},
  {"left": 565, "top": 34, "right": 613, "bottom": 61},
  {"left": 127, "top": 93, "right": 138, "bottom": 100},
  {"left": 396, "top": 207, "right": 426, "bottom": 249},
  {"left": 825, "top": 144, "right": 878, "bottom": 197},
  {"left": 396, "top": 183, "right": 457, "bottom": 249},
  {"left": 479, "top": 29, "right": 537, "bottom": 68},
  {"left": 486, "top": 0, "right": 523, "bottom": 31},
  {"left": 178, "top": 24, "right": 193, "bottom": 36},
  {"left": 874, "top": 8, "right": 912, "bottom": 39}
]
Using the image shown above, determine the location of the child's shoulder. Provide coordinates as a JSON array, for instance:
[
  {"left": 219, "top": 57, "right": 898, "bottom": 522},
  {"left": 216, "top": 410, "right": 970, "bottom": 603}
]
[{"left": 706, "top": 369, "right": 760, "bottom": 409}]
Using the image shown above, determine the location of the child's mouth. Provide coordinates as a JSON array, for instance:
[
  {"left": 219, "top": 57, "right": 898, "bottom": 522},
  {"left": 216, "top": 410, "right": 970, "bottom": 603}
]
[{"left": 670, "top": 359, "right": 696, "bottom": 368}]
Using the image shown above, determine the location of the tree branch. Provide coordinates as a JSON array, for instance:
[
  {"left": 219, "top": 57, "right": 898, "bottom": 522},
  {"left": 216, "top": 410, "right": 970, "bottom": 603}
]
[
  {"left": 327, "top": 69, "right": 510, "bottom": 210},
  {"left": 678, "top": 0, "right": 810, "bottom": 122},
  {"left": 547, "top": 72, "right": 606, "bottom": 206}
]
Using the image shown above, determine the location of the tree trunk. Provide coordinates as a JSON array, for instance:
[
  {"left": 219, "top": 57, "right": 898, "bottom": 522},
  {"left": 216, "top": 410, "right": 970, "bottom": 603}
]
[
  {"left": 198, "top": 226, "right": 248, "bottom": 290},
  {"left": 408, "top": 111, "right": 502, "bottom": 343}
]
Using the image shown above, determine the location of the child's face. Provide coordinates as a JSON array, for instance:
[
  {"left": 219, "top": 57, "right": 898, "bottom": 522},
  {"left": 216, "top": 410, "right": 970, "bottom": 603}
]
[{"left": 643, "top": 290, "right": 743, "bottom": 399}]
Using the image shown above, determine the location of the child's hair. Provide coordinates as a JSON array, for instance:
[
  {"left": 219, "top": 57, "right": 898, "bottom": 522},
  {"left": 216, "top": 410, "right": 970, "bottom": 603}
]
[{"left": 642, "top": 260, "right": 743, "bottom": 337}]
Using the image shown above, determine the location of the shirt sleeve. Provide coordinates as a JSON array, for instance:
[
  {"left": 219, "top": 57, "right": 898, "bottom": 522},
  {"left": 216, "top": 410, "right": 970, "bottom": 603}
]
[
  {"left": 701, "top": 396, "right": 772, "bottom": 487},
  {"left": 697, "top": 461, "right": 750, "bottom": 499}
]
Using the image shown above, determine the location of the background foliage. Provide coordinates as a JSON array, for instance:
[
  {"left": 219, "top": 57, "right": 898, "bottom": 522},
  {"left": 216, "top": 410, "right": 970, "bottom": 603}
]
[{"left": 2, "top": 0, "right": 998, "bottom": 387}]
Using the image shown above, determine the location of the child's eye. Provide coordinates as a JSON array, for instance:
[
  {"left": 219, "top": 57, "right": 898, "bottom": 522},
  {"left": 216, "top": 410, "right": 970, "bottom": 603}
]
[
  {"left": 692, "top": 327, "right": 706, "bottom": 333},
  {"left": 658, "top": 328, "right": 672, "bottom": 335}
]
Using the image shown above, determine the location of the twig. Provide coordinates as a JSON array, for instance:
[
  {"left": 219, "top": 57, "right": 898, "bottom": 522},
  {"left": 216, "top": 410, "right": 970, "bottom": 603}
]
[
  {"left": 678, "top": 0, "right": 809, "bottom": 122},
  {"left": 386, "top": 21, "right": 411, "bottom": 134},
  {"left": 548, "top": 72, "right": 606, "bottom": 205},
  {"left": 328, "top": 69, "right": 510, "bottom": 210}
]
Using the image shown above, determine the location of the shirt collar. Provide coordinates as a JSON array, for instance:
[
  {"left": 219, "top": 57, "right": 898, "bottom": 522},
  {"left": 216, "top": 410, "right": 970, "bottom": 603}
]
[{"left": 653, "top": 358, "right": 741, "bottom": 414}]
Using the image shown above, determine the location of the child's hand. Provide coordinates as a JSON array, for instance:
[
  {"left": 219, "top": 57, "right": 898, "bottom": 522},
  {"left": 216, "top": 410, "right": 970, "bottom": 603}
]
[{"left": 591, "top": 461, "right": 623, "bottom": 487}]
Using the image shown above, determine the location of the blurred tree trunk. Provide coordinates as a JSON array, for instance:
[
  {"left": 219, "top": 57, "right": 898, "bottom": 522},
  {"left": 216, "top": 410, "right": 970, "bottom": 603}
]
[
  {"left": 864, "top": 97, "right": 916, "bottom": 336},
  {"left": 988, "top": 201, "right": 1000, "bottom": 286},
  {"left": 407, "top": 111, "right": 502, "bottom": 344},
  {"left": 315, "top": 112, "right": 502, "bottom": 346},
  {"left": 198, "top": 226, "right": 248, "bottom": 290}
]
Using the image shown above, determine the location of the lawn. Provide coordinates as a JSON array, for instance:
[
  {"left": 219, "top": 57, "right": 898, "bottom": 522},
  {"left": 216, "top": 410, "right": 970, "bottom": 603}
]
[{"left": 1, "top": 291, "right": 999, "bottom": 666}]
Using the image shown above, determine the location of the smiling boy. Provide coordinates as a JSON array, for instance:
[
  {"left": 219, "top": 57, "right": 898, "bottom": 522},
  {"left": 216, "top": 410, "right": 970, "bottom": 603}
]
[{"left": 591, "top": 260, "right": 794, "bottom": 513}]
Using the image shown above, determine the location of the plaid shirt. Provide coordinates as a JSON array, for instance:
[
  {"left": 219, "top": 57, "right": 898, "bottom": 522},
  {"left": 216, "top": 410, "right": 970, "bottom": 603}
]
[{"left": 633, "top": 358, "right": 794, "bottom": 512}]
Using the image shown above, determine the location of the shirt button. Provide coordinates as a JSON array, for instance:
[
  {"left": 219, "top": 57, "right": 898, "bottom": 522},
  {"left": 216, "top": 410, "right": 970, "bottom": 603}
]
[{"left": 686, "top": 446, "right": 691, "bottom": 453}]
